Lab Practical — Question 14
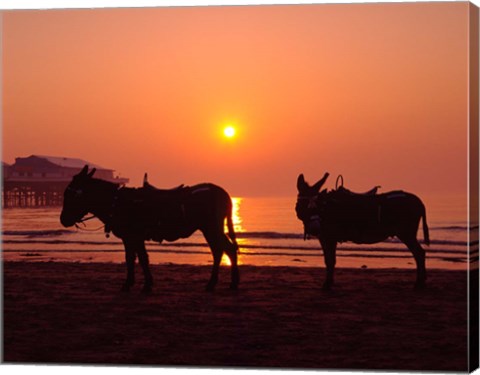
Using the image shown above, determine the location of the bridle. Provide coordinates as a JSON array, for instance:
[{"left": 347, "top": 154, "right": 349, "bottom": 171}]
[
  {"left": 74, "top": 215, "right": 102, "bottom": 229},
  {"left": 65, "top": 186, "right": 105, "bottom": 232},
  {"left": 296, "top": 194, "right": 319, "bottom": 209},
  {"left": 296, "top": 193, "right": 323, "bottom": 240}
]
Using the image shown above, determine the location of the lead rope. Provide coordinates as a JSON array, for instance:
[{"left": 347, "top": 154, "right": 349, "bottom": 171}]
[{"left": 74, "top": 215, "right": 106, "bottom": 233}]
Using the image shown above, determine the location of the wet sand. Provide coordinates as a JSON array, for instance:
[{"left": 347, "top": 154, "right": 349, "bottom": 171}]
[{"left": 3, "top": 261, "right": 469, "bottom": 371}]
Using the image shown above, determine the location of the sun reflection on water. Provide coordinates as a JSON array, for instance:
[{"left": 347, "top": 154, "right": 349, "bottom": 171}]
[
  {"left": 231, "top": 197, "right": 244, "bottom": 233},
  {"left": 221, "top": 197, "right": 245, "bottom": 266}
]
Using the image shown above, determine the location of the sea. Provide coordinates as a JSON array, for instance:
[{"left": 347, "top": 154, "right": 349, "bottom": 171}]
[{"left": 1, "top": 194, "right": 477, "bottom": 270}]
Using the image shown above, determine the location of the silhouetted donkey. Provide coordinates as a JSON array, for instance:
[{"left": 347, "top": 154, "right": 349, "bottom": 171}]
[
  {"left": 60, "top": 166, "right": 239, "bottom": 292},
  {"left": 295, "top": 173, "right": 429, "bottom": 289}
]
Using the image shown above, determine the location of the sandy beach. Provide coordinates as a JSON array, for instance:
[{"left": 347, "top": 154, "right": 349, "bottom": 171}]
[{"left": 3, "top": 261, "right": 468, "bottom": 371}]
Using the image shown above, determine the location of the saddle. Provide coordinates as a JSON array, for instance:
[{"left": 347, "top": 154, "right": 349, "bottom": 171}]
[
  {"left": 334, "top": 175, "right": 380, "bottom": 198},
  {"left": 336, "top": 185, "right": 380, "bottom": 196},
  {"left": 142, "top": 173, "right": 185, "bottom": 192},
  {"left": 109, "top": 175, "right": 192, "bottom": 241}
]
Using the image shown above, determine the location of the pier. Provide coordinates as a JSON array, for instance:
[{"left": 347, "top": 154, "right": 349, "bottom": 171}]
[
  {"left": 2, "top": 155, "right": 128, "bottom": 208},
  {"left": 3, "top": 180, "right": 65, "bottom": 208}
]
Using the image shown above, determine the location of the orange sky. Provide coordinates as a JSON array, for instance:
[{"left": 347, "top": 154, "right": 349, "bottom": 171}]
[{"left": 2, "top": 2, "right": 470, "bottom": 196}]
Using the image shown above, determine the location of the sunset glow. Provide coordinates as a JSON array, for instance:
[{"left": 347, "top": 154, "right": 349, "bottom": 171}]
[{"left": 2, "top": 3, "right": 470, "bottom": 196}]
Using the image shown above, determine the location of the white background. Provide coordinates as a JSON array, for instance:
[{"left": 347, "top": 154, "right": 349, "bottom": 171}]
[{"left": 0, "top": 1, "right": 479, "bottom": 375}]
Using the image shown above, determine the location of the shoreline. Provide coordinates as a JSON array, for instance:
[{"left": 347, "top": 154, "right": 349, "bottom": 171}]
[
  {"left": 2, "top": 246, "right": 468, "bottom": 270},
  {"left": 1, "top": 257, "right": 469, "bottom": 271},
  {"left": 3, "top": 261, "right": 469, "bottom": 371}
]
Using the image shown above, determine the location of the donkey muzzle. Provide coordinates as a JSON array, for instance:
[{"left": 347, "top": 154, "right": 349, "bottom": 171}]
[{"left": 60, "top": 212, "right": 77, "bottom": 227}]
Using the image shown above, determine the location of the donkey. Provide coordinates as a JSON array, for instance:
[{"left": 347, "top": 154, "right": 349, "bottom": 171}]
[
  {"left": 295, "top": 173, "right": 429, "bottom": 289},
  {"left": 60, "top": 165, "right": 239, "bottom": 292}
]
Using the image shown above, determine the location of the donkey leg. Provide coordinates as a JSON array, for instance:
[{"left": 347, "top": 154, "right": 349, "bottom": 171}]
[
  {"left": 319, "top": 238, "right": 337, "bottom": 290},
  {"left": 224, "top": 236, "right": 239, "bottom": 290},
  {"left": 137, "top": 241, "right": 154, "bottom": 293},
  {"left": 121, "top": 240, "right": 137, "bottom": 292},
  {"left": 400, "top": 236, "right": 427, "bottom": 289},
  {"left": 206, "top": 252, "right": 222, "bottom": 292},
  {"left": 202, "top": 228, "right": 226, "bottom": 291}
]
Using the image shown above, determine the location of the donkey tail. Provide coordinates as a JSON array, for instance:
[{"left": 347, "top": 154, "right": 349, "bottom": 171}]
[
  {"left": 226, "top": 202, "right": 239, "bottom": 251},
  {"left": 422, "top": 205, "right": 430, "bottom": 246}
]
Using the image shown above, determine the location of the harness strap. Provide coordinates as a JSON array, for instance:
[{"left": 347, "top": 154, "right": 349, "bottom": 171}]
[
  {"left": 78, "top": 215, "right": 96, "bottom": 223},
  {"left": 104, "top": 224, "right": 112, "bottom": 238},
  {"left": 74, "top": 214, "right": 105, "bottom": 233},
  {"left": 75, "top": 220, "right": 105, "bottom": 233},
  {"left": 104, "top": 191, "right": 121, "bottom": 238},
  {"left": 335, "top": 175, "right": 344, "bottom": 190}
]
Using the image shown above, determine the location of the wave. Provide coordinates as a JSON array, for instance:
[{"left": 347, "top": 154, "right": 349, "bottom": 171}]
[
  {"left": 239, "top": 230, "right": 473, "bottom": 241},
  {"left": 2, "top": 229, "right": 75, "bottom": 237},
  {"left": 431, "top": 225, "right": 479, "bottom": 231},
  {"left": 3, "top": 226, "right": 473, "bottom": 239},
  {"left": 240, "top": 232, "right": 473, "bottom": 247},
  {"left": 2, "top": 238, "right": 468, "bottom": 255},
  {"left": 1, "top": 229, "right": 304, "bottom": 240},
  {"left": 2, "top": 223, "right": 474, "bottom": 237},
  {"left": 3, "top": 248, "right": 467, "bottom": 263},
  {"left": 238, "top": 231, "right": 303, "bottom": 239},
  {"left": 2, "top": 229, "right": 473, "bottom": 248},
  {"left": 386, "top": 238, "right": 472, "bottom": 247}
]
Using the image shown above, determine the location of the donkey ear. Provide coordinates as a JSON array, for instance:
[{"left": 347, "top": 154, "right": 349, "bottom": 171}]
[
  {"left": 79, "top": 165, "right": 89, "bottom": 176},
  {"left": 297, "top": 174, "right": 307, "bottom": 191},
  {"left": 87, "top": 168, "right": 96, "bottom": 177},
  {"left": 312, "top": 172, "right": 330, "bottom": 192}
]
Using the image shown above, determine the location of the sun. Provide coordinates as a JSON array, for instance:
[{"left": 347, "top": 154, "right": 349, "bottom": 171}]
[{"left": 223, "top": 126, "right": 236, "bottom": 139}]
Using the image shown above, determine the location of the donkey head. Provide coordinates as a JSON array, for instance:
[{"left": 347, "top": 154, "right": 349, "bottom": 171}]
[
  {"left": 295, "top": 173, "right": 329, "bottom": 236},
  {"left": 60, "top": 165, "right": 96, "bottom": 227}
]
